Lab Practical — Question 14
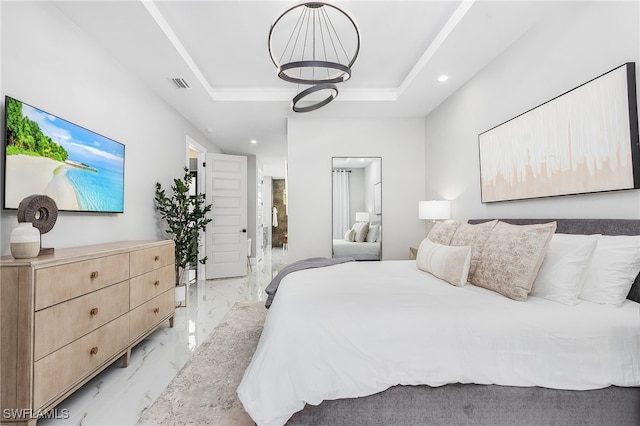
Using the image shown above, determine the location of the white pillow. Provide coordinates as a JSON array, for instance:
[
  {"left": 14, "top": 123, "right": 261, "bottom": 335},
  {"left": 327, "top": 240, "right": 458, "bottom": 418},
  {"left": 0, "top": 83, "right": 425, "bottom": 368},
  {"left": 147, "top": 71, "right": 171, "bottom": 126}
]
[
  {"left": 579, "top": 235, "right": 640, "bottom": 306},
  {"left": 530, "top": 234, "right": 600, "bottom": 305},
  {"left": 366, "top": 224, "right": 380, "bottom": 243},
  {"left": 416, "top": 238, "right": 471, "bottom": 287},
  {"left": 344, "top": 228, "right": 356, "bottom": 242},
  {"left": 352, "top": 222, "right": 369, "bottom": 243}
]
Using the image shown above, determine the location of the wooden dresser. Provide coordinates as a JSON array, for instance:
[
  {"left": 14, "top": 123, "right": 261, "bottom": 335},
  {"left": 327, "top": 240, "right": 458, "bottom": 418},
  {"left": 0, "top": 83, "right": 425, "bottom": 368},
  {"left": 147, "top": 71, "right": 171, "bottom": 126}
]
[{"left": 0, "top": 240, "right": 175, "bottom": 425}]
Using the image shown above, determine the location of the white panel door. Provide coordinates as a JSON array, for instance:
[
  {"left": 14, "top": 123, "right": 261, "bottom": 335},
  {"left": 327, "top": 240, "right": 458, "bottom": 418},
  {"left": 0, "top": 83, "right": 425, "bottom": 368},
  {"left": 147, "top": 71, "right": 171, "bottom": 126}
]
[{"left": 205, "top": 153, "right": 248, "bottom": 279}]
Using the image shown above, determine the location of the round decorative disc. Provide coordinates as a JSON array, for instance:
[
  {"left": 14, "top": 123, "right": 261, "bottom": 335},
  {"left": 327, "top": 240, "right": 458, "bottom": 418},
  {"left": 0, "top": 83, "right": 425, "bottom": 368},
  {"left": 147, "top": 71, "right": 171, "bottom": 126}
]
[{"left": 17, "top": 195, "right": 58, "bottom": 234}]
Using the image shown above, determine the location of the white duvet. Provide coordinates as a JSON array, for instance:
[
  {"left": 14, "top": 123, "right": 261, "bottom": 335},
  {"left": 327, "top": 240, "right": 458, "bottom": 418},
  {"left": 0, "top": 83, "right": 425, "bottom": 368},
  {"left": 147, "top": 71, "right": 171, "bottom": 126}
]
[
  {"left": 237, "top": 260, "right": 640, "bottom": 426},
  {"left": 332, "top": 239, "right": 380, "bottom": 260}
]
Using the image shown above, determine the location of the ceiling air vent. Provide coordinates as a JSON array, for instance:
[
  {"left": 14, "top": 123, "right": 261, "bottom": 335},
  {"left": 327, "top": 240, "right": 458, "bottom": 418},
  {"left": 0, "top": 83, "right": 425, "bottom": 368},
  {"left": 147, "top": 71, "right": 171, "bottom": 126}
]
[{"left": 170, "top": 78, "right": 190, "bottom": 89}]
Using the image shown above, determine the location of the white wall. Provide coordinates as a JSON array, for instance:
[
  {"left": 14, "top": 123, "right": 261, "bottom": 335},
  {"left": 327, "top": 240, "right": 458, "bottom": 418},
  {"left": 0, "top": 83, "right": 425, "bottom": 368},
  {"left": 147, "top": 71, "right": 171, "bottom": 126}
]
[
  {"left": 288, "top": 117, "right": 425, "bottom": 261},
  {"left": 247, "top": 155, "right": 265, "bottom": 261},
  {"left": 263, "top": 176, "right": 273, "bottom": 247},
  {"left": 348, "top": 168, "right": 365, "bottom": 225},
  {"left": 364, "top": 159, "right": 382, "bottom": 225},
  {"left": 0, "top": 1, "right": 221, "bottom": 255},
  {"left": 425, "top": 1, "right": 640, "bottom": 220}
]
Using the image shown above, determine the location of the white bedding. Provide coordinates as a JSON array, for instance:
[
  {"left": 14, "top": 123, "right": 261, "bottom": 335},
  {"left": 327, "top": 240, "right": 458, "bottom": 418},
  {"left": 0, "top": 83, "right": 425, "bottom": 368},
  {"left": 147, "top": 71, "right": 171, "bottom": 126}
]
[
  {"left": 332, "top": 239, "right": 380, "bottom": 260},
  {"left": 237, "top": 260, "right": 640, "bottom": 426}
]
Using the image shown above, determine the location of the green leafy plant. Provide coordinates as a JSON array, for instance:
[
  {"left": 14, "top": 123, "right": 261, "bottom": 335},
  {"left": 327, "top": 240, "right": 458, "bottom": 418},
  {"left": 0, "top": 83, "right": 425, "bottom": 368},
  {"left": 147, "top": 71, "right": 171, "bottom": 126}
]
[{"left": 155, "top": 167, "right": 212, "bottom": 286}]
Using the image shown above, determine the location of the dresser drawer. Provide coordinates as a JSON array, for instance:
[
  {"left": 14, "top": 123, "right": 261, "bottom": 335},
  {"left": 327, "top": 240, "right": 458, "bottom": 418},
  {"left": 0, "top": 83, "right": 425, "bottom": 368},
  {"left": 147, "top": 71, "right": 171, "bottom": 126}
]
[
  {"left": 33, "top": 313, "right": 129, "bottom": 409},
  {"left": 35, "top": 253, "right": 130, "bottom": 310},
  {"left": 34, "top": 281, "right": 129, "bottom": 361},
  {"left": 130, "top": 289, "right": 174, "bottom": 342},
  {"left": 130, "top": 243, "right": 174, "bottom": 277},
  {"left": 130, "top": 264, "right": 174, "bottom": 309}
]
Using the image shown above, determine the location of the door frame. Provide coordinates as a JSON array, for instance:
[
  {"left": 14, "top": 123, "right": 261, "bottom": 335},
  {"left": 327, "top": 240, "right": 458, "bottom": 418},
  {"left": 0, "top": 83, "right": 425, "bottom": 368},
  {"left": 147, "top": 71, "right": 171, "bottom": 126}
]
[{"left": 186, "top": 135, "right": 208, "bottom": 281}]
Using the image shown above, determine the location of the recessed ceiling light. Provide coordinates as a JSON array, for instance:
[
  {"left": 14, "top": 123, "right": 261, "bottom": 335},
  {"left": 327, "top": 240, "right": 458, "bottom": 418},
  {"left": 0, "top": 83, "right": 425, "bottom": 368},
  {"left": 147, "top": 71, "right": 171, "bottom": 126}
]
[
  {"left": 437, "top": 75, "right": 449, "bottom": 82},
  {"left": 251, "top": 139, "right": 257, "bottom": 144}
]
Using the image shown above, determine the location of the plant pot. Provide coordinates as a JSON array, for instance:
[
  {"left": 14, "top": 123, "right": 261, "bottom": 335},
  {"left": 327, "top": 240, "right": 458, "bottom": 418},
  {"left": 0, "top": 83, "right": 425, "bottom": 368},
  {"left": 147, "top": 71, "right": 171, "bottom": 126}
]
[{"left": 175, "top": 285, "right": 187, "bottom": 308}]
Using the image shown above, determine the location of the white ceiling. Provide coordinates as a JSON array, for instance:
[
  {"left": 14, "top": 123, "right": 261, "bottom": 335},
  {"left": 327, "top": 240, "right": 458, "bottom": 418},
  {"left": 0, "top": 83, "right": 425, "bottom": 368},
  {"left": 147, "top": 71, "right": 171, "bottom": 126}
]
[{"left": 51, "top": 0, "right": 561, "bottom": 177}]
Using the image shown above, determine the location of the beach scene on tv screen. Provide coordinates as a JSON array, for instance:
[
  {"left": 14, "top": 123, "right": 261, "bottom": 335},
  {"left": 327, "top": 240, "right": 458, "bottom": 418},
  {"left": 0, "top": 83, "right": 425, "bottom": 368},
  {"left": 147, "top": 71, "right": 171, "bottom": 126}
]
[{"left": 4, "top": 97, "right": 125, "bottom": 212}]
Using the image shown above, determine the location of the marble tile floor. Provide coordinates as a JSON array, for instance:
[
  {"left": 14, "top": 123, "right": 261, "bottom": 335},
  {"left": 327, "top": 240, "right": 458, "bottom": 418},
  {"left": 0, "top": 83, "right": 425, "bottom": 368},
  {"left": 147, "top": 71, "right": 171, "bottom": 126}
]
[{"left": 39, "top": 246, "right": 290, "bottom": 426}]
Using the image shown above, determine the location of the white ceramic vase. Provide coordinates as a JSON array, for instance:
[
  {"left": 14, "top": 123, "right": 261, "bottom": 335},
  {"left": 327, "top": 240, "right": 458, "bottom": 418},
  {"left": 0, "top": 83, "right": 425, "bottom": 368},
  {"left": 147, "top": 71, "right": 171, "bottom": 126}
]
[{"left": 10, "top": 223, "right": 41, "bottom": 259}]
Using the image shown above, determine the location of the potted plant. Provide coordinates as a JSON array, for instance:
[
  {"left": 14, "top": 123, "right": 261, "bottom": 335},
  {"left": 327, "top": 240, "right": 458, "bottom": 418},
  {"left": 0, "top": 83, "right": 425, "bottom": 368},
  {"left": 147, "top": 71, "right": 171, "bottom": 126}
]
[{"left": 154, "top": 167, "right": 212, "bottom": 305}]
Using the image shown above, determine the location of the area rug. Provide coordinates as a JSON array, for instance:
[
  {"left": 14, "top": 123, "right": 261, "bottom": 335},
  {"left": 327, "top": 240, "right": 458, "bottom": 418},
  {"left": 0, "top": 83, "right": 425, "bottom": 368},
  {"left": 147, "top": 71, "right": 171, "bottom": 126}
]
[{"left": 137, "top": 301, "right": 266, "bottom": 426}]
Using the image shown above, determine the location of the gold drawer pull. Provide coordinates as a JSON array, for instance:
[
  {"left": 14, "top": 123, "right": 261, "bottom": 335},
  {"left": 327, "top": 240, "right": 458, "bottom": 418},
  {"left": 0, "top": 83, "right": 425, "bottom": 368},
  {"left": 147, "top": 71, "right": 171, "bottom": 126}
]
[
  {"left": 154, "top": 280, "right": 160, "bottom": 287},
  {"left": 90, "top": 307, "right": 99, "bottom": 316},
  {"left": 90, "top": 271, "right": 99, "bottom": 279},
  {"left": 153, "top": 308, "right": 160, "bottom": 314},
  {"left": 154, "top": 255, "right": 160, "bottom": 262},
  {"left": 90, "top": 346, "right": 99, "bottom": 355}
]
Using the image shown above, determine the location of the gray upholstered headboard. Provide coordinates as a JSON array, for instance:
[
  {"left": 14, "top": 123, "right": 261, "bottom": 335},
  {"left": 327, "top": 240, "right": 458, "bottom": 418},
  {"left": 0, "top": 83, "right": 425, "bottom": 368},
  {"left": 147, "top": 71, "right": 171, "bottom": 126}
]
[{"left": 468, "top": 219, "right": 640, "bottom": 303}]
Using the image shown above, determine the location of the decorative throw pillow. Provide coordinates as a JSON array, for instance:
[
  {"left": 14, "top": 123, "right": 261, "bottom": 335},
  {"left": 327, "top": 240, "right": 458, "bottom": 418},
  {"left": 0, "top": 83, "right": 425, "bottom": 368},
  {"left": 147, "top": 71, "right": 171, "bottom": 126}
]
[
  {"left": 352, "top": 222, "right": 369, "bottom": 243},
  {"left": 471, "top": 221, "right": 557, "bottom": 301},
  {"left": 579, "top": 235, "right": 640, "bottom": 306},
  {"left": 427, "top": 220, "right": 462, "bottom": 245},
  {"left": 530, "top": 233, "right": 600, "bottom": 305},
  {"left": 344, "top": 228, "right": 356, "bottom": 242},
  {"left": 366, "top": 224, "right": 380, "bottom": 243},
  {"left": 416, "top": 239, "right": 472, "bottom": 287},
  {"left": 450, "top": 220, "right": 498, "bottom": 280}
]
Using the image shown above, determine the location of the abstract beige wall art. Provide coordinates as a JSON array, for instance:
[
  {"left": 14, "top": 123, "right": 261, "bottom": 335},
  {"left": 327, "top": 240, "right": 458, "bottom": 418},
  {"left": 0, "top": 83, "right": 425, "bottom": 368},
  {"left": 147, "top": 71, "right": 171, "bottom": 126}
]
[{"left": 479, "top": 63, "right": 640, "bottom": 203}]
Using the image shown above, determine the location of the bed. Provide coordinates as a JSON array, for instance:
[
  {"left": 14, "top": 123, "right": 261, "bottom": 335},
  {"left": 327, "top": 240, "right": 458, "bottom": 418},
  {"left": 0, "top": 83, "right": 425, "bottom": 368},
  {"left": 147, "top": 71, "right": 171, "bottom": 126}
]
[
  {"left": 238, "top": 219, "right": 640, "bottom": 426},
  {"left": 331, "top": 239, "right": 380, "bottom": 260}
]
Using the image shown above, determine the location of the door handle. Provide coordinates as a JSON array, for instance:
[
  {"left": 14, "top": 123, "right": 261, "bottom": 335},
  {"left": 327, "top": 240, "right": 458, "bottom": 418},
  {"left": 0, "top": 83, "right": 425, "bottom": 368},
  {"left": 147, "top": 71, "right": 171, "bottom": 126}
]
[{"left": 241, "top": 229, "right": 247, "bottom": 233}]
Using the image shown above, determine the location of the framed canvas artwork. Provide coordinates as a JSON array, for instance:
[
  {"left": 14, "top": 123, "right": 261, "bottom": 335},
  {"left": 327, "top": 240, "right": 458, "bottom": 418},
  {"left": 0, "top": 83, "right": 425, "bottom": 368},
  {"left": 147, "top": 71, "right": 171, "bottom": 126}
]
[{"left": 478, "top": 62, "right": 640, "bottom": 203}]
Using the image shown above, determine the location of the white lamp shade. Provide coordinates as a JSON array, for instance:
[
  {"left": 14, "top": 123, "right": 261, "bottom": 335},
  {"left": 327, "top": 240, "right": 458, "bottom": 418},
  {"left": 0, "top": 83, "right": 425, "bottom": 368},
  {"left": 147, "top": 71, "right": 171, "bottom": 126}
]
[
  {"left": 418, "top": 200, "right": 451, "bottom": 220},
  {"left": 355, "top": 212, "right": 370, "bottom": 222}
]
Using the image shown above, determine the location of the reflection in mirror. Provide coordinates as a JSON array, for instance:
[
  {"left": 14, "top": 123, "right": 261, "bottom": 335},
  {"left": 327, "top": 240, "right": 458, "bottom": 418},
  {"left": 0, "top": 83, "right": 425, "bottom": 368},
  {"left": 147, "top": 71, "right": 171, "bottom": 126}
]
[{"left": 332, "top": 157, "right": 382, "bottom": 260}]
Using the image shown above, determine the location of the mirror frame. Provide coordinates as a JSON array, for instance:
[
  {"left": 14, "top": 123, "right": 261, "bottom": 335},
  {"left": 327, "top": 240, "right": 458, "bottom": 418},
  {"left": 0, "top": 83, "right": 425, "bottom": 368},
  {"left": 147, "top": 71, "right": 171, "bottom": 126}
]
[{"left": 331, "top": 157, "right": 382, "bottom": 261}]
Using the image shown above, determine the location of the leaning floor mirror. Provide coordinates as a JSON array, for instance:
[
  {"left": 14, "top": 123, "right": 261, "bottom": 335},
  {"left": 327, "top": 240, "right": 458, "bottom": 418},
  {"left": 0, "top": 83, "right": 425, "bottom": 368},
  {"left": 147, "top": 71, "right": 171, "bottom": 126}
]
[{"left": 332, "top": 157, "right": 382, "bottom": 260}]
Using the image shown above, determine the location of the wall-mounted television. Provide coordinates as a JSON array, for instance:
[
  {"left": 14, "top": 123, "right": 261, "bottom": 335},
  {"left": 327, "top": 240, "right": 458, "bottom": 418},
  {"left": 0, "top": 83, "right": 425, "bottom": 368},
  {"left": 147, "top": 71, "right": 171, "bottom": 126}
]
[{"left": 3, "top": 96, "right": 125, "bottom": 213}]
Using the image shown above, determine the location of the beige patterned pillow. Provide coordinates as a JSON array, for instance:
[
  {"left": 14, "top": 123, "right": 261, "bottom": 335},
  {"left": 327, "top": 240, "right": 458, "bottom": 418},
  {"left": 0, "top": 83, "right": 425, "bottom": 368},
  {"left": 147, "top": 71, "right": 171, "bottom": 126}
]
[
  {"left": 450, "top": 220, "right": 498, "bottom": 280},
  {"left": 416, "top": 238, "right": 471, "bottom": 287},
  {"left": 471, "top": 221, "right": 557, "bottom": 301},
  {"left": 427, "top": 220, "right": 462, "bottom": 245}
]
